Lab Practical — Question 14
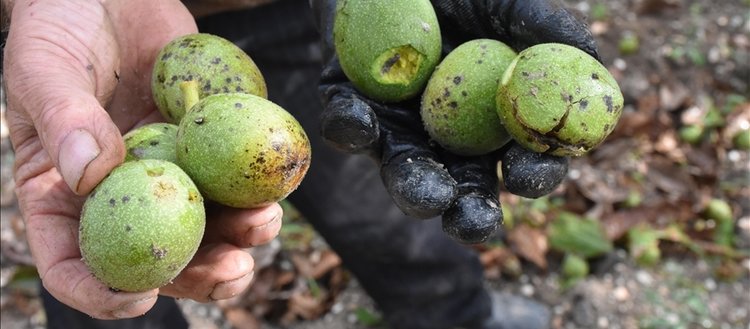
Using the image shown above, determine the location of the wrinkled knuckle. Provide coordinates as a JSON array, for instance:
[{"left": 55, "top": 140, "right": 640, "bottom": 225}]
[{"left": 35, "top": 97, "right": 78, "bottom": 131}]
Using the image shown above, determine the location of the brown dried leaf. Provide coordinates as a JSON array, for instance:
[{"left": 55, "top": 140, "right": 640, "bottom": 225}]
[
  {"left": 290, "top": 252, "right": 314, "bottom": 278},
  {"left": 685, "top": 146, "right": 720, "bottom": 178},
  {"left": 274, "top": 270, "right": 296, "bottom": 288},
  {"left": 480, "top": 246, "right": 510, "bottom": 267},
  {"left": 610, "top": 111, "right": 653, "bottom": 139},
  {"left": 636, "top": 0, "right": 680, "bottom": 14},
  {"left": 646, "top": 157, "right": 697, "bottom": 201},
  {"left": 309, "top": 250, "right": 342, "bottom": 279},
  {"left": 572, "top": 162, "right": 630, "bottom": 205},
  {"left": 224, "top": 307, "right": 260, "bottom": 329},
  {"left": 6, "top": 285, "right": 43, "bottom": 316},
  {"left": 290, "top": 249, "right": 342, "bottom": 280},
  {"left": 239, "top": 267, "right": 282, "bottom": 318},
  {"left": 603, "top": 201, "right": 697, "bottom": 241},
  {"left": 655, "top": 131, "right": 687, "bottom": 163},
  {"left": 602, "top": 208, "right": 653, "bottom": 241},
  {"left": 326, "top": 267, "right": 348, "bottom": 297},
  {"left": 0, "top": 212, "right": 34, "bottom": 266},
  {"left": 659, "top": 82, "right": 691, "bottom": 112},
  {"left": 480, "top": 246, "right": 522, "bottom": 279},
  {"left": 508, "top": 224, "right": 548, "bottom": 270},
  {"left": 637, "top": 91, "right": 661, "bottom": 114},
  {"left": 286, "top": 291, "right": 328, "bottom": 321}
]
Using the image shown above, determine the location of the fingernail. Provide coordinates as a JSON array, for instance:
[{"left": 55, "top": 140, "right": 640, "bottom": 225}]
[
  {"left": 245, "top": 211, "right": 282, "bottom": 246},
  {"left": 209, "top": 271, "right": 254, "bottom": 301},
  {"left": 112, "top": 296, "right": 156, "bottom": 319},
  {"left": 58, "top": 129, "right": 100, "bottom": 193}
]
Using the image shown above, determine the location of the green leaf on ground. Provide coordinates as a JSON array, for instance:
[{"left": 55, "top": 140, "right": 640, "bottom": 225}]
[
  {"left": 560, "top": 253, "right": 590, "bottom": 289},
  {"left": 627, "top": 225, "right": 663, "bottom": 266},
  {"left": 703, "top": 198, "right": 734, "bottom": 247},
  {"left": 354, "top": 307, "right": 383, "bottom": 327},
  {"left": 548, "top": 212, "right": 613, "bottom": 258}
]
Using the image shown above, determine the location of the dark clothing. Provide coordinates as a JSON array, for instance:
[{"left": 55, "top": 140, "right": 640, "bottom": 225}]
[
  {"left": 42, "top": 288, "right": 188, "bottom": 329},
  {"left": 42, "top": 0, "right": 492, "bottom": 328}
]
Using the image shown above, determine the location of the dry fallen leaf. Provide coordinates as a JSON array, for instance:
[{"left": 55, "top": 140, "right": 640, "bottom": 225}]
[
  {"left": 508, "top": 224, "right": 549, "bottom": 270},
  {"left": 309, "top": 250, "right": 342, "bottom": 279},
  {"left": 224, "top": 306, "right": 261, "bottom": 329}
]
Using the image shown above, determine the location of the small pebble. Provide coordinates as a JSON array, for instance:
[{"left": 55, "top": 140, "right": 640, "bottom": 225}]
[
  {"left": 520, "top": 284, "right": 535, "bottom": 297},
  {"left": 666, "top": 313, "right": 679, "bottom": 325},
  {"left": 613, "top": 58, "right": 627, "bottom": 71},
  {"left": 597, "top": 316, "right": 609, "bottom": 328},
  {"left": 704, "top": 278, "right": 717, "bottom": 291},
  {"left": 635, "top": 270, "right": 653, "bottom": 286},
  {"left": 613, "top": 286, "right": 630, "bottom": 301}
]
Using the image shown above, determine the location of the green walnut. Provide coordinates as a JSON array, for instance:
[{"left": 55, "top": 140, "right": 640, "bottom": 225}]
[
  {"left": 496, "top": 43, "right": 624, "bottom": 157},
  {"left": 123, "top": 123, "right": 179, "bottom": 163},
  {"left": 176, "top": 93, "right": 311, "bottom": 208},
  {"left": 79, "top": 159, "right": 205, "bottom": 292},
  {"left": 421, "top": 39, "right": 517, "bottom": 156},
  {"left": 152, "top": 33, "right": 267, "bottom": 123},
  {"left": 334, "top": 0, "right": 442, "bottom": 102}
]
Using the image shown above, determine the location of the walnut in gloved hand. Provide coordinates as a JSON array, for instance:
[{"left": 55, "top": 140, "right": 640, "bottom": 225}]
[{"left": 310, "top": 0, "right": 599, "bottom": 244}]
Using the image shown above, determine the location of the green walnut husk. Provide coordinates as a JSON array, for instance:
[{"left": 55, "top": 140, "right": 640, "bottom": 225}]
[
  {"left": 123, "top": 123, "right": 179, "bottom": 163},
  {"left": 421, "top": 39, "right": 516, "bottom": 156},
  {"left": 334, "top": 0, "right": 442, "bottom": 102},
  {"left": 496, "top": 43, "right": 624, "bottom": 157},
  {"left": 79, "top": 159, "right": 205, "bottom": 292},
  {"left": 176, "top": 93, "right": 311, "bottom": 208},
  {"left": 152, "top": 33, "right": 267, "bottom": 123}
]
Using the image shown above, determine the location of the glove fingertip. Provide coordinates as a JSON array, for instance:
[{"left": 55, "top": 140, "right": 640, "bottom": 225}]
[
  {"left": 320, "top": 97, "right": 380, "bottom": 153},
  {"left": 381, "top": 154, "right": 457, "bottom": 219},
  {"left": 501, "top": 145, "right": 569, "bottom": 199},
  {"left": 442, "top": 193, "right": 503, "bottom": 244}
]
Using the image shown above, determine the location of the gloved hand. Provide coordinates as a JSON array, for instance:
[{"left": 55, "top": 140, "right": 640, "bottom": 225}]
[
  {"left": 311, "top": 0, "right": 598, "bottom": 243},
  {"left": 3, "top": 0, "right": 280, "bottom": 319}
]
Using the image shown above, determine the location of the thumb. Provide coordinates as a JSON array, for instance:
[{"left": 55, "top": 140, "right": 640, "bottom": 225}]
[
  {"left": 3, "top": 0, "right": 126, "bottom": 195},
  {"left": 36, "top": 91, "right": 125, "bottom": 195}
]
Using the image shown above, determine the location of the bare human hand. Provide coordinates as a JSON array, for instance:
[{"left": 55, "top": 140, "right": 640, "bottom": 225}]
[{"left": 3, "top": 0, "right": 282, "bottom": 319}]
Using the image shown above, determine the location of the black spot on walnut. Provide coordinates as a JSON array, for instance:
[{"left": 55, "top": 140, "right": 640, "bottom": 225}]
[
  {"left": 151, "top": 245, "right": 168, "bottom": 260},
  {"left": 579, "top": 100, "right": 589, "bottom": 111},
  {"left": 603, "top": 95, "right": 614, "bottom": 113}
]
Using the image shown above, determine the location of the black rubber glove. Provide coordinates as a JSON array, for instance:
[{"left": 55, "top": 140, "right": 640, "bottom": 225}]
[{"left": 311, "top": 0, "right": 597, "bottom": 243}]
